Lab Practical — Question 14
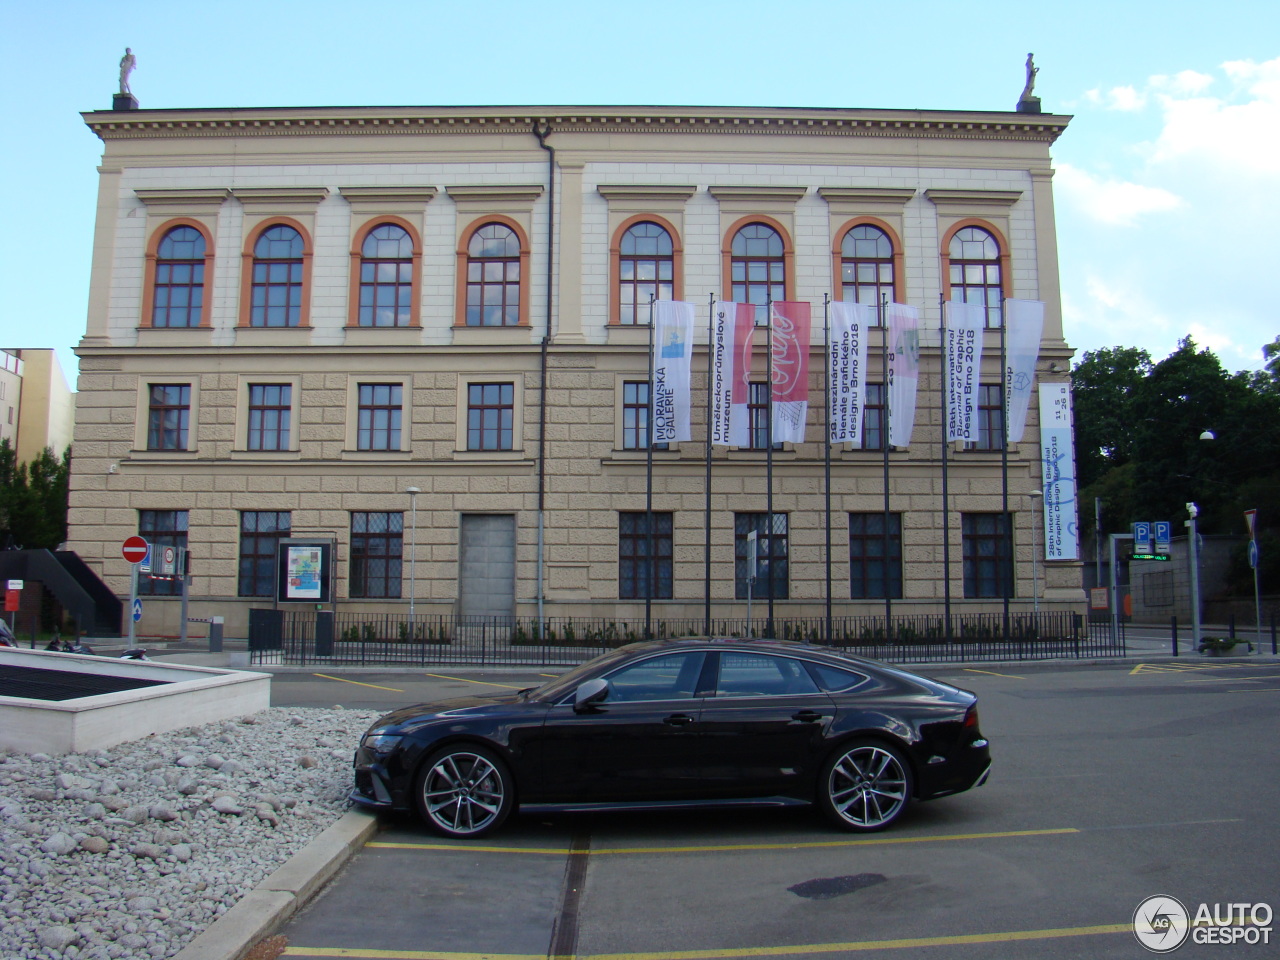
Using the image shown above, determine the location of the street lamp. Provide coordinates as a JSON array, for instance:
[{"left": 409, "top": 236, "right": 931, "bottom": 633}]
[
  {"left": 1027, "top": 489, "right": 1043, "bottom": 616},
  {"left": 405, "top": 487, "right": 421, "bottom": 623},
  {"left": 1186, "top": 430, "right": 1214, "bottom": 650}
]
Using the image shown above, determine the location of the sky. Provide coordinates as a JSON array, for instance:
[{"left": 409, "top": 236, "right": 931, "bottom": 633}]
[{"left": 2, "top": 0, "right": 1277, "bottom": 387}]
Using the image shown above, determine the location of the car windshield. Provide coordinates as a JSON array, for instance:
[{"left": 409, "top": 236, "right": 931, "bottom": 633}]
[{"left": 525, "top": 644, "right": 652, "bottom": 703}]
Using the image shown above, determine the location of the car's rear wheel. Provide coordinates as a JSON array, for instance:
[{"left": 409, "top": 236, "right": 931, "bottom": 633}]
[
  {"left": 415, "top": 744, "right": 513, "bottom": 838},
  {"left": 819, "top": 739, "right": 912, "bottom": 831}
]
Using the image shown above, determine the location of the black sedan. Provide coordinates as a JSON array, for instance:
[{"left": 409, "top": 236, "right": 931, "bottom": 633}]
[{"left": 351, "top": 638, "right": 991, "bottom": 838}]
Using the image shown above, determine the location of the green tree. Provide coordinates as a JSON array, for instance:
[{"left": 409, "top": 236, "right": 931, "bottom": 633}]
[
  {"left": 0, "top": 439, "right": 70, "bottom": 550},
  {"left": 1070, "top": 345, "right": 1152, "bottom": 491}
]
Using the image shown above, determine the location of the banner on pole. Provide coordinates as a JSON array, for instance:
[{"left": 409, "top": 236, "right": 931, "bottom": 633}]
[
  {"left": 771, "top": 301, "right": 812, "bottom": 444},
  {"left": 1039, "top": 382, "right": 1080, "bottom": 561},
  {"left": 1004, "top": 298, "right": 1045, "bottom": 444},
  {"left": 652, "top": 300, "right": 696, "bottom": 444},
  {"left": 886, "top": 303, "right": 920, "bottom": 449},
  {"left": 828, "top": 301, "right": 873, "bottom": 445},
  {"left": 710, "top": 301, "right": 757, "bottom": 447},
  {"left": 945, "top": 301, "right": 986, "bottom": 443}
]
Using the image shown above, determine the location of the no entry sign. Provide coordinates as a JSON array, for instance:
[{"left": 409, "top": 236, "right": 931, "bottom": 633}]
[{"left": 122, "top": 536, "right": 149, "bottom": 564}]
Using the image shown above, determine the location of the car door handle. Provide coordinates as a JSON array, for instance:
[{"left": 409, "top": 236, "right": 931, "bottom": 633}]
[
  {"left": 663, "top": 713, "right": 695, "bottom": 726},
  {"left": 791, "top": 710, "right": 824, "bottom": 723}
]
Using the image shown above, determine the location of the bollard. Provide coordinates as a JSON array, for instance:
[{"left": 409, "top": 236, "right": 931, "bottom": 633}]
[
  {"left": 208, "top": 616, "right": 223, "bottom": 653},
  {"left": 1171, "top": 616, "right": 1178, "bottom": 657}
]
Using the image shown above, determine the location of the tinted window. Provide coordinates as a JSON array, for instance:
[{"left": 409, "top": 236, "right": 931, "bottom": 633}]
[
  {"left": 714, "top": 652, "right": 820, "bottom": 697},
  {"left": 805, "top": 662, "right": 869, "bottom": 693},
  {"left": 604, "top": 652, "right": 706, "bottom": 702}
]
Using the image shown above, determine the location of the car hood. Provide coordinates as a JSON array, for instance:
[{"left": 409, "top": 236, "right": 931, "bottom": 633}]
[{"left": 368, "top": 692, "right": 530, "bottom": 733}]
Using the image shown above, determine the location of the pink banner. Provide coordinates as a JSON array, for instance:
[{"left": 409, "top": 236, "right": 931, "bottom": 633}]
[{"left": 770, "top": 301, "right": 812, "bottom": 444}]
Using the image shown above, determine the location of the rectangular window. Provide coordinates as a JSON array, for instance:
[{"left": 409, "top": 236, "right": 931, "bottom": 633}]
[
  {"left": 357, "top": 384, "right": 402, "bottom": 451},
  {"left": 618, "top": 511, "right": 674, "bottom": 599},
  {"left": 976, "top": 384, "right": 1004, "bottom": 450},
  {"left": 247, "top": 384, "right": 291, "bottom": 451},
  {"left": 849, "top": 512, "right": 902, "bottom": 599},
  {"left": 862, "top": 383, "right": 885, "bottom": 451},
  {"left": 962, "top": 512, "right": 1012, "bottom": 599},
  {"left": 747, "top": 382, "right": 784, "bottom": 450},
  {"left": 350, "top": 511, "right": 403, "bottom": 599},
  {"left": 735, "top": 512, "right": 788, "bottom": 599},
  {"left": 238, "top": 511, "right": 291, "bottom": 597},
  {"left": 146, "top": 384, "right": 191, "bottom": 451},
  {"left": 137, "top": 510, "right": 188, "bottom": 596},
  {"left": 621, "top": 381, "right": 668, "bottom": 451},
  {"left": 467, "top": 382, "right": 514, "bottom": 451}
]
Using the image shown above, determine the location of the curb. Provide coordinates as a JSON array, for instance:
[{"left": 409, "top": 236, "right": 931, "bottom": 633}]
[{"left": 171, "top": 808, "right": 379, "bottom": 960}]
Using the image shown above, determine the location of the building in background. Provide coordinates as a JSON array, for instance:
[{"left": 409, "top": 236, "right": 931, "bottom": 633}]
[
  {"left": 71, "top": 101, "right": 1083, "bottom": 637},
  {"left": 1, "top": 349, "right": 75, "bottom": 463}
]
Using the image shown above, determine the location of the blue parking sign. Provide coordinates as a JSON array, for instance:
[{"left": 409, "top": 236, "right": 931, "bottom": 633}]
[
  {"left": 1133, "top": 522, "right": 1152, "bottom": 553},
  {"left": 1154, "top": 521, "right": 1172, "bottom": 554}
]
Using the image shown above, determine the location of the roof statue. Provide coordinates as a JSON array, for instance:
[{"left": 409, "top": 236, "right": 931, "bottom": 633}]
[
  {"left": 1017, "top": 53, "right": 1042, "bottom": 114},
  {"left": 118, "top": 48, "right": 136, "bottom": 95}
]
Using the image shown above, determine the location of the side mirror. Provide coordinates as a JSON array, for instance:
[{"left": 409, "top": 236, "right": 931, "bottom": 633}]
[{"left": 573, "top": 678, "right": 610, "bottom": 713}]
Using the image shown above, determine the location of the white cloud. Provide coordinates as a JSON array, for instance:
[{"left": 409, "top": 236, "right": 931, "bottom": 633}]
[
  {"left": 1103, "top": 85, "right": 1147, "bottom": 111},
  {"left": 1054, "top": 163, "right": 1182, "bottom": 226},
  {"left": 1150, "top": 70, "right": 1215, "bottom": 95}
]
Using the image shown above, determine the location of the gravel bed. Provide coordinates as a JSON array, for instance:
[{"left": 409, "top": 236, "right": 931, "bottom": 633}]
[{"left": 0, "top": 707, "right": 381, "bottom": 960}]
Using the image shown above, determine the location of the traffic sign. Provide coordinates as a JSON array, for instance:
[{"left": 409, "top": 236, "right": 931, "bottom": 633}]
[
  {"left": 6, "top": 580, "right": 22, "bottom": 591},
  {"left": 1133, "top": 522, "right": 1152, "bottom": 554},
  {"left": 122, "top": 536, "right": 149, "bottom": 564},
  {"left": 132, "top": 598, "right": 143, "bottom": 623},
  {"left": 1249, "top": 540, "right": 1260, "bottom": 570},
  {"left": 1154, "top": 521, "right": 1172, "bottom": 555},
  {"left": 1245, "top": 509, "right": 1258, "bottom": 538}
]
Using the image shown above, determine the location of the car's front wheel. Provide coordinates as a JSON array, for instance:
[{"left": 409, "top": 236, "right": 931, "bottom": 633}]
[
  {"left": 415, "top": 744, "right": 514, "bottom": 838},
  {"left": 819, "top": 739, "right": 912, "bottom": 831}
]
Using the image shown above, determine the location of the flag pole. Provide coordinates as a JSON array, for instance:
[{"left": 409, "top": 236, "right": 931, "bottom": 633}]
[
  {"left": 999, "top": 296, "right": 1010, "bottom": 642},
  {"left": 881, "top": 294, "right": 892, "bottom": 636},
  {"left": 940, "top": 293, "right": 953, "bottom": 641},
  {"left": 765, "top": 299, "right": 775, "bottom": 637},
  {"left": 823, "top": 294, "right": 832, "bottom": 644},
  {"left": 704, "top": 293, "right": 714, "bottom": 636},
  {"left": 645, "top": 295, "right": 655, "bottom": 639}
]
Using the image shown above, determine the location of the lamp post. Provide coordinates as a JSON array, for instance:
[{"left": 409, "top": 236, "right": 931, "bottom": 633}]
[
  {"left": 1186, "top": 430, "right": 1214, "bottom": 650},
  {"left": 1027, "top": 489, "right": 1043, "bottom": 617},
  {"left": 405, "top": 486, "right": 421, "bottom": 624}
]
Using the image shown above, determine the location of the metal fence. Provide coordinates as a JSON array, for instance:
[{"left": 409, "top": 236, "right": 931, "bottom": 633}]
[{"left": 248, "top": 608, "right": 1121, "bottom": 667}]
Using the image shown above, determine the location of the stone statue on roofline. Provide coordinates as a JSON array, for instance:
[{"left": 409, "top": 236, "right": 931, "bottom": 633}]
[
  {"left": 1017, "top": 52, "right": 1042, "bottom": 114},
  {"left": 119, "top": 48, "right": 136, "bottom": 95}
]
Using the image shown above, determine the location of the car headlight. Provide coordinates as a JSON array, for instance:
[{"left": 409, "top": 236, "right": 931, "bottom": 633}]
[{"left": 362, "top": 732, "right": 403, "bottom": 754}]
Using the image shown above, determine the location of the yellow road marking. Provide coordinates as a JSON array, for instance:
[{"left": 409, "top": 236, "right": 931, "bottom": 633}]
[
  {"left": 963, "top": 668, "right": 1025, "bottom": 679},
  {"left": 1129, "top": 662, "right": 1233, "bottom": 675},
  {"left": 312, "top": 674, "right": 404, "bottom": 692},
  {"left": 368, "top": 827, "right": 1079, "bottom": 857},
  {"left": 1184, "top": 675, "right": 1274, "bottom": 683},
  {"left": 283, "top": 922, "right": 1131, "bottom": 959},
  {"left": 539, "top": 673, "right": 559, "bottom": 677},
  {"left": 422, "top": 672, "right": 527, "bottom": 689}
]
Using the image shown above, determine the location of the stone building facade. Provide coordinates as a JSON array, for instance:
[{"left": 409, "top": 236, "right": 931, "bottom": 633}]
[{"left": 71, "top": 103, "right": 1082, "bottom": 637}]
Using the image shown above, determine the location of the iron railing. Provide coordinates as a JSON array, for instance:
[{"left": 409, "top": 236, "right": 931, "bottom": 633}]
[{"left": 248, "top": 609, "right": 1120, "bottom": 667}]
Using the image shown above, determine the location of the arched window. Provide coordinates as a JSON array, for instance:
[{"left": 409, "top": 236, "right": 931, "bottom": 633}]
[
  {"left": 250, "top": 225, "right": 305, "bottom": 327},
  {"left": 151, "top": 226, "right": 207, "bottom": 328},
  {"left": 619, "top": 222, "right": 674, "bottom": 325},
  {"left": 465, "top": 223, "right": 521, "bottom": 326},
  {"left": 948, "top": 226, "right": 1003, "bottom": 327},
  {"left": 358, "top": 224, "right": 414, "bottom": 327},
  {"left": 731, "top": 223, "right": 786, "bottom": 322},
  {"left": 840, "top": 225, "right": 894, "bottom": 311}
]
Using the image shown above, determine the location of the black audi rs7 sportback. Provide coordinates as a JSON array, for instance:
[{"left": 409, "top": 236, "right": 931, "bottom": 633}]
[{"left": 352, "top": 638, "right": 991, "bottom": 838}]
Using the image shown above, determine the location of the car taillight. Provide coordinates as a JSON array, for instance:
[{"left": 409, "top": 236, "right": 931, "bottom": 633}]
[{"left": 963, "top": 705, "right": 979, "bottom": 729}]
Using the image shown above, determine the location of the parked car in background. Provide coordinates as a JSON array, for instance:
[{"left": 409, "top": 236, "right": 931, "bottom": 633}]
[{"left": 352, "top": 638, "right": 991, "bottom": 838}]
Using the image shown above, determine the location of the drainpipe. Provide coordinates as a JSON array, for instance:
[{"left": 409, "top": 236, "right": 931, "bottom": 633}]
[{"left": 533, "top": 122, "right": 555, "bottom": 634}]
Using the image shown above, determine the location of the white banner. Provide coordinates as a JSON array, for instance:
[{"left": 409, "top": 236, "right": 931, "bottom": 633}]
[
  {"left": 1039, "top": 382, "right": 1080, "bottom": 561},
  {"left": 1004, "top": 299, "right": 1044, "bottom": 444},
  {"left": 651, "top": 300, "right": 695, "bottom": 444},
  {"left": 886, "top": 303, "right": 920, "bottom": 449},
  {"left": 710, "top": 301, "right": 757, "bottom": 447},
  {"left": 945, "top": 301, "right": 986, "bottom": 443},
  {"left": 770, "top": 302, "right": 812, "bottom": 445},
  {"left": 828, "top": 301, "right": 873, "bottom": 445}
]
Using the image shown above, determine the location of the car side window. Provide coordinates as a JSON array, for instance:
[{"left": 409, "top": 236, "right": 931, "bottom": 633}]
[
  {"left": 714, "top": 652, "right": 821, "bottom": 698},
  {"left": 603, "top": 652, "right": 706, "bottom": 702},
  {"left": 805, "top": 662, "right": 869, "bottom": 693}
]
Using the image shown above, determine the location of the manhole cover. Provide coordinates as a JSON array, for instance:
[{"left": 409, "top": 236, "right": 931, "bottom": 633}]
[{"left": 788, "top": 873, "right": 888, "bottom": 900}]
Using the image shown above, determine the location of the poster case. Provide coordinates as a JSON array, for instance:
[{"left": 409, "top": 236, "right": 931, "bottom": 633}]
[{"left": 275, "top": 539, "right": 334, "bottom": 604}]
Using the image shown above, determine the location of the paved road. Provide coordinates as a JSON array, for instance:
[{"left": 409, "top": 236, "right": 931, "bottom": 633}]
[{"left": 266, "top": 659, "right": 1280, "bottom": 959}]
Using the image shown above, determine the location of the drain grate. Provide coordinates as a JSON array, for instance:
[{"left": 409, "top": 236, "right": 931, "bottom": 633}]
[
  {"left": 0, "top": 664, "right": 170, "bottom": 702},
  {"left": 788, "top": 873, "right": 889, "bottom": 900}
]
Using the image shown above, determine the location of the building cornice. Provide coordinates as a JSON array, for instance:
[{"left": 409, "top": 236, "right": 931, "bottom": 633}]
[{"left": 83, "top": 105, "right": 1071, "bottom": 144}]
